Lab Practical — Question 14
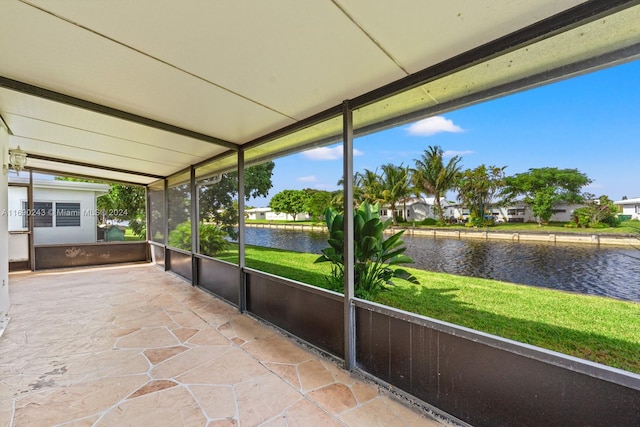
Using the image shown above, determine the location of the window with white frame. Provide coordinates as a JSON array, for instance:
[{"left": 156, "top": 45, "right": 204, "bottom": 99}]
[
  {"left": 31, "top": 201, "right": 81, "bottom": 227},
  {"left": 55, "top": 202, "right": 81, "bottom": 227}
]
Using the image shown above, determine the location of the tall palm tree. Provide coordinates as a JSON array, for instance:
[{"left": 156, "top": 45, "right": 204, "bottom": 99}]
[
  {"left": 379, "top": 163, "right": 412, "bottom": 226},
  {"left": 413, "top": 145, "right": 462, "bottom": 224},
  {"left": 355, "top": 168, "right": 383, "bottom": 206}
]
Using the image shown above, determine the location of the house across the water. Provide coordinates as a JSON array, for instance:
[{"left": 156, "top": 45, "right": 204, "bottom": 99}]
[{"left": 615, "top": 197, "right": 640, "bottom": 220}]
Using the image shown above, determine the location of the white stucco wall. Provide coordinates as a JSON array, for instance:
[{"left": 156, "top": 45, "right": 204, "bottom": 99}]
[
  {"left": 0, "top": 126, "right": 10, "bottom": 319},
  {"left": 265, "top": 211, "right": 310, "bottom": 221},
  {"left": 31, "top": 185, "right": 102, "bottom": 245},
  {"left": 618, "top": 201, "right": 640, "bottom": 220}
]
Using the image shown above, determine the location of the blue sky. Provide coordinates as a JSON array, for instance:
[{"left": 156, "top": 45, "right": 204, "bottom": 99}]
[{"left": 255, "top": 59, "right": 640, "bottom": 207}]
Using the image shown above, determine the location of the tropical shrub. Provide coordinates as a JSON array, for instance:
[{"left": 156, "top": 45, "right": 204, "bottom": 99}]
[
  {"left": 314, "top": 202, "right": 418, "bottom": 299},
  {"left": 466, "top": 214, "right": 495, "bottom": 227},
  {"left": 199, "top": 223, "right": 230, "bottom": 256},
  {"left": 168, "top": 221, "right": 192, "bottom": 251},
  {"left": 168, "top": 221, "right": 229, "bottom": 256},
  {"left": 572, "top": 195, "right": 620, "bottom": 228},
  {"left": 420, "top": 218, "right": 437, "bottom": 226}
]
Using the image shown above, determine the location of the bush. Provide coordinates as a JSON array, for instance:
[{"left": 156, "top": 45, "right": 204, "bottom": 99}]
[
  {"left": 315, "top": 202, "right": 418, "bottom": 299},
  {"left": 168, "top": 221, "right": 192, "bottom": 251},
  {"left": 419, "top": 218, "right": 438, "bottom": 226},
  {"left": 199, "top": 223, "right": 230, "bottom": 256},
  {"left": 466, "top": 215, "right": 495, "bottom": 227},
  {"left": 573, "top": 196, "right": 620, "bottom": 228},
  {"left": 168, "top": 221, "right": 229, "bottom": 256}
]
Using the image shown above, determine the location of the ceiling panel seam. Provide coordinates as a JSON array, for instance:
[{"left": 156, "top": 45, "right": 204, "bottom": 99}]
[
  {"left": 0, "top": 76, "right": 238, "bottom": 151},
  {"left": 4, "top": 112, "right": 207, "bottom": 159},
  {"left": 24, "top": 166, "right": 151, "bottom": 187},
  {"left": 28, "top": 153, "right": 164, "bottom": 180},
  {"left": 20, "top": 0, "right": 299, "bottom": 123},
  {"left": 0, "top": 113, "right": 10, "bottom": 134},
  {"left": 11, "top": 134, "right": 183, "bottom": 169},
  {"left": 331, "top": 0, "right": 409, "bottom": 75}
]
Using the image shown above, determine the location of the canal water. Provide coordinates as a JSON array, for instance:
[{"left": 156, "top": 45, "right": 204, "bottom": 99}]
[{"left": 244, "top": 227, "right": 640, "bottom": 302}]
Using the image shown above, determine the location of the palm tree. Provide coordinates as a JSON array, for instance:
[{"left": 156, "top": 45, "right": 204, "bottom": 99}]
[
  {"left": 333, "top": 173, "right": 370, "bottom": 210},
  {"left": 413, "top": 145, "right": 462, "bottom": 224},
  {"left": 355, "top": 168, "right": 383, "bottom": 205},
  {"left": 379, "top": 163, "right": 412, "bottom": 226}
]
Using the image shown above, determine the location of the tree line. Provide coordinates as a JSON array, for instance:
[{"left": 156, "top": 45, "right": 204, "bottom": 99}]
[{"left": 269, "top": 145, "right": 619, "bottom": 228}]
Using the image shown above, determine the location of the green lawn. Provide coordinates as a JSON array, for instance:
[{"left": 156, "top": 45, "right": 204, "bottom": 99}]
[
  {"left": 216, "top": 244, "right": 640, "bottom": 373},
  {"left": 124, "top": 228, "right": 145, "bottom": 241}
]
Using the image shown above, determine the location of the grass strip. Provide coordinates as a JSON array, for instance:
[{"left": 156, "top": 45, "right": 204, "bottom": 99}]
[
  {"left": 217, "top": 245, "right": 640, "bottom": 373},
  {"left": 247, "top": 219, "right": 640, "bottom": 235}
]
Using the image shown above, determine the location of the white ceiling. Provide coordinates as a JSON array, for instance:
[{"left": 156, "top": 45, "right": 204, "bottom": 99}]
[{"left": 2, "top": 0, "right": 635, "bottom": 185}]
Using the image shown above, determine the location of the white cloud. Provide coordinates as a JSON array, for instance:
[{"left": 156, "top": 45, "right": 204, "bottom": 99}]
[
  {"left": 407, "top": 116, "right": 464, "bottom": 136},
  {"left": 302, "top": 145, "right": 363, "bottom": 160},
  {"left": 297, "top": 175, "right": 317, "bottom": 182},
  {"left": 443, "top": 150, "right": 474, "bottom": 158}
]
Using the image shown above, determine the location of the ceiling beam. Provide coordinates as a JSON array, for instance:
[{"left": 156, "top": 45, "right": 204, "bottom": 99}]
[
  {"left": 27, "top": 153, "right": 164, "bottom": 180},
  {"left": 0, "top": 76, "right": 239, "bottom": 151}
]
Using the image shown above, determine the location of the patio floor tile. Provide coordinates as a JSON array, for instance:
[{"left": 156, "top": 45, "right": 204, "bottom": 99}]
[{"left": 2, "top": 264, "right": 443, "bottom": 426}]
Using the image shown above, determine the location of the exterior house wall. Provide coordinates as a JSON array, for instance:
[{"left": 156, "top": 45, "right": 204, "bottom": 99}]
[
  {"left": 494, "top": 203, "right": 585, "bottom": 223},
  {"left": 406, "top": 202, "right": 432, "bottom": 222},
  {"left": 451, "top": 203, "right": 585, "bottom": 223},
  {"left": 265, "top": 211, "right": 310, "bottom": 221},
  {"left": 246, "top": 208, "right": 311, "bottom": 221},
  {"left": 247, "top": 211, "right": 266, "bottom": 220},
  {"left": 548, "top": 203, "right": 584, "bottom": 222},
  {"left": 615, "top": 198, "right": 640, "bottom": 220},
  {"left": 7, "top": 186, "right": 28, "bottom": 262},
  {"left": 246, "top": 208, "right": 268, "bottom": 220},
  {"left": 32, "top": 186, "right": 100, "bottom": 245},
  {"left": 380, "top": 199, "right": 446, "bottom": 223},
  {"left": 7, "top": 179, "right": 108, "bottom": 246},
  {"left": 7, "top": 186, "right": 27, "bottom": 231},
  {"left": 0, "top": 127, "right": 10, "bottom": 319},
  {"left": 621, "top": 204, "right": 640, "bottom": 219}
]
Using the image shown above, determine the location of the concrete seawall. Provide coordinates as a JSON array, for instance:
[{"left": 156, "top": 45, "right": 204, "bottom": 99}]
[{"left": 245, "top": 222, "right": 639, "bottom": 247}]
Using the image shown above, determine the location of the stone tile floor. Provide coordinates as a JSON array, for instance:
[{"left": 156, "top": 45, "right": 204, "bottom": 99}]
[{"left": 1, "top": 263, "right": 443, "bottom": 426}]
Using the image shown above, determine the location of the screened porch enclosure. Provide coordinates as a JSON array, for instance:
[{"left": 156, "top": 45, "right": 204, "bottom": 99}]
[{"left": 2, "top": 2, "right": 640, "bottom": 426}]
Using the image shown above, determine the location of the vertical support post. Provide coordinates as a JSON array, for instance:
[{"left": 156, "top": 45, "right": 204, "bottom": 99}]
[
  {"left": 144, "top": 184, "right": 151, "bottom": 263},
  {"left": 144, "top": 185, "right": 150, "bottom": 243},
  {"left": 28, "top": 169, "right": 35, "bottom": 271},
  {"left": 163, "top": 178, "right": 169, "bottom": 272},
  {"left": 237, "top": 150, "right": 247, "bottom": 312},
  {"left": 342, "top": 101, "right": 356, "bottom": 370},
  {"left": 190, "top": 165, "right": 198, "bottom": 286}
]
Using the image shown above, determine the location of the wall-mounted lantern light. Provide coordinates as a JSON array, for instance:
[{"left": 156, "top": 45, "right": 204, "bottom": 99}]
[{"left": 8, "top": 146, "right": 27, "bottom": 175}]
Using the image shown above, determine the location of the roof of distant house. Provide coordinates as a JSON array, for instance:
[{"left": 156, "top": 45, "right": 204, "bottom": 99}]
[{"left": 614, "top": 198, "right": 640, "bottom": 205}]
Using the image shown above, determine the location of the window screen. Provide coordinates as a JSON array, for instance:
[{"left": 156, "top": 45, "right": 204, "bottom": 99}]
[
  {"left": 33, "top": 202, "right": 53, "bottom": 228},
  {"left": 56, "top": 202, "right": 81, "bottom": 227},
  {"left": 21, "top": 200, "right": 28, "bottom": 228}
]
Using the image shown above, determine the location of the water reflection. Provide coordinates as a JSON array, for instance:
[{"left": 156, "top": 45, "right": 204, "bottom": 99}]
[{"left": 244, "top": 227, "right": 640, "bottom": 302}]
